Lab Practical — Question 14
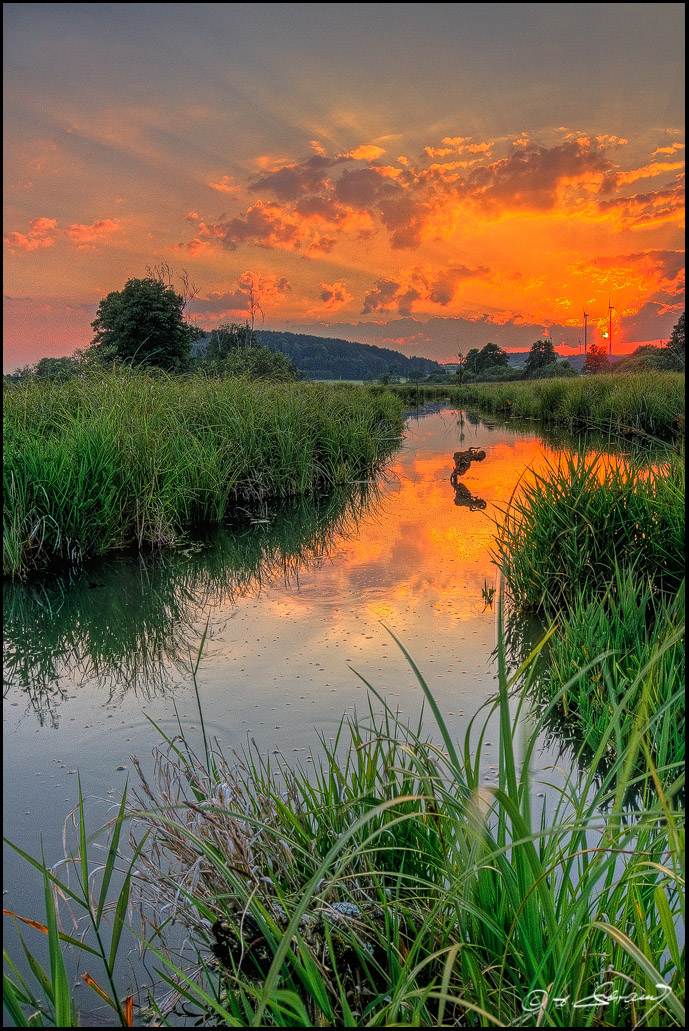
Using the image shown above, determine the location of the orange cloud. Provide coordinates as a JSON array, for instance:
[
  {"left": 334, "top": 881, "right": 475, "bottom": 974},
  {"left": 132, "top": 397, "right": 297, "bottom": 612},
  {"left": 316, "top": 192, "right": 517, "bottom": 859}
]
[
  {"left": 342, "top": 144, "right": 386, "bottom": 161},
  {"left": 5, "top": 216, "right": 119, "bottom": 252},
  {"left": 653, "top": 142, "right": 685, "bottom": 157},
  {"left": 613, "top": 160, "right": 685, "bottom": 185},
  {"left": 192, "top": 272, "right": 291, "bottom": 323},
  {"left": 568, "top": 250, "right": 684, "bottom": 297},
  {"left": 66, "top": 219, "right": 120, "bottom": 245},
  {"left": 4, "top": 216, "right": 57, "bottom": 251},
  {"left": 362, "top": 264, "right": 491, "bottom": 315},
  {"left": 319, "top": 281, "right": 353, "bottom": 309},
  {"left": 209, "top": 175, "right": 240, "bottom": 194}
]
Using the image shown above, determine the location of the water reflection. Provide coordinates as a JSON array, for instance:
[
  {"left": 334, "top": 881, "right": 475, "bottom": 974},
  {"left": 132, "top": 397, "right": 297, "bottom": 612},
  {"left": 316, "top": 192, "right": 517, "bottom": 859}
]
[
  {"left": 4, "top": 408, "right": 656, "bottom": 741},
  {"left": 3, "top": 484, "right": 383, "bottom": 722}
]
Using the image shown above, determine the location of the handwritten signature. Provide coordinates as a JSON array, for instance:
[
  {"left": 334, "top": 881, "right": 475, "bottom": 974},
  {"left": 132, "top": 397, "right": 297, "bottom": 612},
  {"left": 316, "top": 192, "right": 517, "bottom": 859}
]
[{"left": 523, "top": 983, "right": 671, "bottom": 1012}]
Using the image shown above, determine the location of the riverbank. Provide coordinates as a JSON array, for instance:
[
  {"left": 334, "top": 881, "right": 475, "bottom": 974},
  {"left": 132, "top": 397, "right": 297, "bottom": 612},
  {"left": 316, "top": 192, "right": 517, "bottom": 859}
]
[
  {"left": 4, "top": 406, "right": 684, "bottom": 1027},
  {"left": 494, "top": 448, "right": 685, "bottom": 771},
  {"left": 389, "top": 370, "right": 685, "bottom": 438},
  {"left": 3, "top": 372, "right": 403, "bottom": 579}
]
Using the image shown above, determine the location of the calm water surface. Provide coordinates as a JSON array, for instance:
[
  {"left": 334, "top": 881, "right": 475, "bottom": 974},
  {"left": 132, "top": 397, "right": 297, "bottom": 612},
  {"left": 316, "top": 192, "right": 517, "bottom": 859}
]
[{"left": 4, "top": 409, "right": 585, "bottom": 934}]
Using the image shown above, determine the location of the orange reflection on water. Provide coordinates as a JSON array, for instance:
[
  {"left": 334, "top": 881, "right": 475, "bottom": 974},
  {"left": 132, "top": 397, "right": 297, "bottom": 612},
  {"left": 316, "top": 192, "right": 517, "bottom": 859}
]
[{"left": 266, "top": 422, "right": 569, "bottom": 637}]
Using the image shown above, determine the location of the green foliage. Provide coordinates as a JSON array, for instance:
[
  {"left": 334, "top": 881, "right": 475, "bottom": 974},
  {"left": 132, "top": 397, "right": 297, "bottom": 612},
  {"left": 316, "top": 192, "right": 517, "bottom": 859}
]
[
  {"left": 198, "top": 326, "right": 302, "bottom": 380},
  {"left": 582, "top": 343, "right": 610, "bottom": 375},
  {"left": 390, "top": 371, "right": 685, "bottom": 437},
  {"left": 33, "top": 357, "right": 80, "bottom": 382},
  {"left": 612, "top": 314, "right": 684, "bottom": 374},
  {"left": 6, "top": 621, "right": 683, "bottom": 1026},
  {"left": 464, "top": 341, "right": 510, "bottom": 377},
  {"left": 529, "top": 358, "right": 577, "bottom": 379},
  {"left": 465, "top": 364, "right": 520, "bottom": 382},
  {"left": 668, "top": 311, "right": 685, "bottom": 359},
  {"left": 88, "top": 277, "right": 195, "bottom": 371},
  {"left": 494, "top": 450, "right": 685, "bottom": 615},
  {"left": 522, "top": 338, "right": 557, "bottom": 377},
  {"left": 3, "top": 372, "right": 403, "bottom": 577},
  {"left": 544, "top": 572, "right": 684, "bottom": 769},
  {"left": 255, "top": 330, "right": 440, "bottom": 381},
  {"left": 3, "top": 779, "right": 140, "bottom": 1026}
]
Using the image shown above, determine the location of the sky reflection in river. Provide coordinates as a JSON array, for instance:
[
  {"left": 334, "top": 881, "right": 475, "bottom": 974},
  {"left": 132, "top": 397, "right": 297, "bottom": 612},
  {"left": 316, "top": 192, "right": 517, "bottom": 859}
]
[{"left": 4, "top": 409, "right": 591, "bottom": 917}]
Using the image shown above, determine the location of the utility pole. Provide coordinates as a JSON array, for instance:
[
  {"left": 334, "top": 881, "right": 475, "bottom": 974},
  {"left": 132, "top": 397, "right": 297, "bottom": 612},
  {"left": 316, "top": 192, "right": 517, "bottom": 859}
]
[
  {"left": 608, "top": 299, "right": 615, "bottom": 357},
  {"left": 583, "top": 309, "right": 589, "bottom": 355}
]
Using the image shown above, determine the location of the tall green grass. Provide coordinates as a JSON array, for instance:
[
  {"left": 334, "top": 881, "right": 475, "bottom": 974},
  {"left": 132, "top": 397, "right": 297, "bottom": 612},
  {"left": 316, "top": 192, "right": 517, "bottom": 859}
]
[
  {"left": 6, "top": 619, "right": 683, "bottom": 1026},
  {"left": 542, "top": 572, "right": 685, "bottom": 772},
  {"left": 3, "top": 372, "right": 403, "bottom": 578},
  {"left": 492, "top": 448, "right": 685, "bottom": 769},
  {"left": 392, "top": 371, "right": 685, "bottom": 438},
  {"left": 493, "top": 451, "right": 684, "bottom": 614}
]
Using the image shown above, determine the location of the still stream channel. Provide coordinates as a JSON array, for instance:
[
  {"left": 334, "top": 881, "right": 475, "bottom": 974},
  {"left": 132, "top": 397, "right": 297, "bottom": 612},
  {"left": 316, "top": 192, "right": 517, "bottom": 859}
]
[{"left": 4, "top": 407, "right": 601, "bottom": 992}]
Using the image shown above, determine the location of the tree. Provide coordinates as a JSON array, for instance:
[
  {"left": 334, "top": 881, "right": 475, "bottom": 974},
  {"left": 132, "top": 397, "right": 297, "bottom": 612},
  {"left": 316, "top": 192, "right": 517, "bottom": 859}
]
[
  {"left": 455, "top": 350, "right": 469, "bottom": 387},
  {"left": 523, "top": 338, "right": 556, "bottom": 377},
  {"left": 88, "top": 275, "right": 196, "bottom": 371},
  {"left": 667, "top": 311, "right": 685, "bottom": 366},
  {"left": 463, "top": 348, "right": 482, "bottom": 376},
  {"left": 202, "top": 322, "right": 260, "bottom": 366},
  {"left": 34, "top": 356, "right": 80, "bottom": 382},
  {"left": 582, "top": 343, "right": 610, "bottom": 375},
  {"left": 475, "top": 342, "right": 509, "bottom": 373}
]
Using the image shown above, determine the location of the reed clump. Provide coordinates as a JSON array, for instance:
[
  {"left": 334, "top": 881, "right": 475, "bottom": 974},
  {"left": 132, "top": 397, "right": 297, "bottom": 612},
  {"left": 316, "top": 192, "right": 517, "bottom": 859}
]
[
  {"left": 493, "top": 451, "right": 684, "bottom": 613},
  {"left": 493, "top": 449, "right": 685, "bottom": 766},
  {"left": 3, "top": 371, "right": 403, "bottom": 579}
]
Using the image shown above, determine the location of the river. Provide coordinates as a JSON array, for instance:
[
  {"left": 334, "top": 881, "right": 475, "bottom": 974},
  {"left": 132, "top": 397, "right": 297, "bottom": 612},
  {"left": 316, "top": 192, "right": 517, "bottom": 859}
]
[{"left": 3, "top": 406, "right": 601, "bottom": 986}]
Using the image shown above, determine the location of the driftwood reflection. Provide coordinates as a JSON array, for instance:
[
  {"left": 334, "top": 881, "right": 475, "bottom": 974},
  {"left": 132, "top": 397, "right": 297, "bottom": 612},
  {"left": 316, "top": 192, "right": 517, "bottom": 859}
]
[
  {"left": 3, "top": 484, "right": 382, "bottom": 723},
  {"left": 450, "top": 448, "right": 487, "bottom": 510}
]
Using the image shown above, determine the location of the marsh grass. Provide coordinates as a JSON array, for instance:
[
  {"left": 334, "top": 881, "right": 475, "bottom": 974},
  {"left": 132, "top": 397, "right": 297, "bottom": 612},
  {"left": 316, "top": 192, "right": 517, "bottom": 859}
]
[
  {"left": 3, "top": 372, "right": 403, "bottom": 579},
  {"left": 392, "top": 371, "right": 685, "bottom": 438},
  {"left": 543, "top": 572, "right": 685, "bottom": 770},
  {"left": 493, "top": 450, "right": 684, "bottom": 614},
  {"left": 128, "top": 620, "right": 685, "bottom": 1027},
  {"left": 491, "top": 445, "right": 684, "bottom": 774},
  {"left": 3, "top": 615, "right": 685, "bottom": 1026}
]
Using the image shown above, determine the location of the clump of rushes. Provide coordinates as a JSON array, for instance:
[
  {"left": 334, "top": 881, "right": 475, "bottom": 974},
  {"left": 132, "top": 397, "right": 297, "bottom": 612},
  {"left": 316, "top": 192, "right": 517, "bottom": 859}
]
[
  {"left": 4, "top": 621, "right": 685, "bottom": 1026},
  {"left": 116, "top": 622, "right": 682, "bottom": 1028},
  {"left": 493, "top": 447, "right": 684, "bottom": 770},
  {"left": 3, "top": 371, "right": 403, "bottom": 578},
  {"left": 493, "top": 450, "right": 684, "bottom": 615},
  {"left": 544, "top": 570, "right": 685, "bottom": 771}
]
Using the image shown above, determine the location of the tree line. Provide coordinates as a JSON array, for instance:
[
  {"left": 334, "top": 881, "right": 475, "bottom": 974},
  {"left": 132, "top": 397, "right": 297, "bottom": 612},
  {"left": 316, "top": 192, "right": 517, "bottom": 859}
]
[{"left": 5, "top": 269, "right": 684, "bottom": 383}]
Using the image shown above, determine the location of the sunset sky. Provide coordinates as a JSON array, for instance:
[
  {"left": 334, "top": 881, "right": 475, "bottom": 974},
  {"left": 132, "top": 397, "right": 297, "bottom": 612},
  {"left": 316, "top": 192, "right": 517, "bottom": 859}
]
[{"left": 3, "top": 3, "right": 685, "bottom": 369}]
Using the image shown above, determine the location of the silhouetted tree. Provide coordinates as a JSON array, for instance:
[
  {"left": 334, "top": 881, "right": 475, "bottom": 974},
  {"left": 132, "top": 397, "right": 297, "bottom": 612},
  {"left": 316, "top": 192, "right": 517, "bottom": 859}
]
[
  {"left": 582, "top": 343, "right": 610, "bottom": 375},
  {"left": 523, "top": 338, "right": 557, "bottom": 377},
  {"left": 667, "top": 311, "right": 685, "bottom": 364},
  {"left": 89, "top": 274, "right": 196, "bottom": 371}
]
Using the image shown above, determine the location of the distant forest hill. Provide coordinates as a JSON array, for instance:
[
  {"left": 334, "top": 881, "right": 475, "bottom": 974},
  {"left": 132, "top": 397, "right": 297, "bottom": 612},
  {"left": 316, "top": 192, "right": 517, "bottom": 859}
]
[{"left": 254, "top": 330, "right": 443, "bottom": 380}]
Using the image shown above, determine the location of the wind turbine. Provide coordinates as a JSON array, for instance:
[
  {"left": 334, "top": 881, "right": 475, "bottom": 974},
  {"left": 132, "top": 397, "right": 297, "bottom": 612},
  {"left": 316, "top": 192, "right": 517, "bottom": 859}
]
[{"left": 607, "top": 299, "right": 615, "bottom": 357}]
